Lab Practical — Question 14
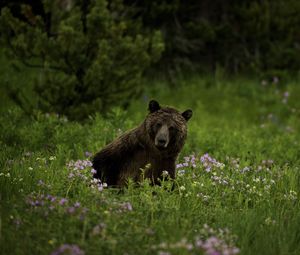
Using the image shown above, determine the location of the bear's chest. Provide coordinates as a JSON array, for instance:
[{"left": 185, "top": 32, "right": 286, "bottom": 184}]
[{"left": 117, "top": 150, "right": 163, "bottom": 185}]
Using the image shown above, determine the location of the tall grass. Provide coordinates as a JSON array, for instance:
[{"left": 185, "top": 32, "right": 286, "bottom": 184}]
[{"left": 0, "top": 76, "right": 300, "bottom": 255}]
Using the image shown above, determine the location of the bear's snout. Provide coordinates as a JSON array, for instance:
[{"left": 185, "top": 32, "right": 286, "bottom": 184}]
[{"left": 155, "top": 125, "right": 169, "bottom": 149}]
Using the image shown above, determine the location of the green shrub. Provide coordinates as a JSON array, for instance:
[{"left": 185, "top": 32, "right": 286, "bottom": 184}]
[{"left": 0, "top": 0, "right": 164, "bottom": 120}]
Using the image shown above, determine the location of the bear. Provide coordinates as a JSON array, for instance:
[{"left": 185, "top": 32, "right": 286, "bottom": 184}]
[{"left": 92, "top": 100, "right": 192, "bottom": 187}]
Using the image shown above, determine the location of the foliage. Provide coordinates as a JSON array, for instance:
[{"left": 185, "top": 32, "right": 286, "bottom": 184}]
[
  {"left": 126, "top": 0, "right": 300, "bottom": 76},
  {"left": 0, "top": 0, "right": 164, "bottom": 120},
  {"left": 1, "top": 77, "right": 300, "bottom": 255}
]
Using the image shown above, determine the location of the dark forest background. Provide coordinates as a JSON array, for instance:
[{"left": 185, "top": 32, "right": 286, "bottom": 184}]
[{"left": 1, "top": 0, "right": 299, "bottom": 119}]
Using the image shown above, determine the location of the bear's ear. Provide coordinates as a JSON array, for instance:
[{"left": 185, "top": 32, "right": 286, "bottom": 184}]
[
  {"left": 148, "top": 100, "right": 160, "bottom": 113},
  {"left": 182, "top": 109, "right": 193, "bottom": 121}
]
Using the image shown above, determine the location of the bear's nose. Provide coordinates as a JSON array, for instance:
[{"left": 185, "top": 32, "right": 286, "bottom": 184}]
[{"left": 157, "top": 138, "right": 167, "bottom": 146}]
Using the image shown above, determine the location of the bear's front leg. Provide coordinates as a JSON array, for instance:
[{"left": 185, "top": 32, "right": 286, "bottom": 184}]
[{"left": 152, "top": 157, "right": 176, "bottom": 185}]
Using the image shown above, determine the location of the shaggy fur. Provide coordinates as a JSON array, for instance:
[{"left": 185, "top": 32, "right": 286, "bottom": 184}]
[{"left": 92, "top": 100, "right": 192, "bottom": 187}]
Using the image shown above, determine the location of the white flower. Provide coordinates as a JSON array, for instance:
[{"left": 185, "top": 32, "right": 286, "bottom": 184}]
[
  {"left": 179, "top": 186, "right": 186, "bottom": 191},
  {"left": 162, "top": 171, "right": 169, "bottom": 177},
  {"left": 49, "top": 156, "right": 56, "bottom": 161},
  {"left": 177, "top": 170, "right": 185, "bottom": 176}
]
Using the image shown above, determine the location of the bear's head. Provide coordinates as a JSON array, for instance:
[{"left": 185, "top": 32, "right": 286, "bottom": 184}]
[{"left": 145, "top": 100, "right": 192, "bottom": 151}]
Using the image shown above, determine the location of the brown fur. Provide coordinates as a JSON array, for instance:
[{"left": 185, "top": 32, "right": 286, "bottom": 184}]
[{"left": 92, "top": 100, "right": 192, "bottom": 187}]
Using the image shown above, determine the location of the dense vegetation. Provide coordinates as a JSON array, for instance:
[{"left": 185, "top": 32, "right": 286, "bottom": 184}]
[
  {"left": 0, "top": 0, "right": 163, "bottom": 120},
  {"left": 130, "top": 0, "right": 300, "bottom": 74},
  {"left": 1, "top": 0, "right": 300, "bottom": 118},
  {"left": 1, "top": 75, "right": 300, "bottom": 255}
]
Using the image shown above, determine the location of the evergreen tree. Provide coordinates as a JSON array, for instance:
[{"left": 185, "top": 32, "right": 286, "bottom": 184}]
[{"left": 0, "top": 0, "right": 164, "bottom": 120}]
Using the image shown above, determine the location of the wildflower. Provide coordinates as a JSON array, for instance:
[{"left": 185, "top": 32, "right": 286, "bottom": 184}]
[
  {"left": 284, "top": 190, "right": 297, "bottom": 200},
  {"left": 283, "top": 91, "right": 289, "bottom": 98},
  {"left": 120, "top": 202, "right": 133, "bottom": 211},
  {"left": 162, "top": 171, "right": 169, "bottom": 177},
  {"left": 241, "top": 167, "right": 250, "bottom": 173},
  {"left": 261, "top": 80, "right": 267, "bottom": 86},
  {"left": 47, "top": 195, "right": 57, "bottom": 202},
  {"left": 50, "top": 244, "right": 85, "bottom": 255},
  {"left": 90, "top": 178, "right": 107, "bottom": 192},
  {"left": 92, "top": 223, "right": 106, "bottom": 235},
  {"left": 176, "top": 163, "right": 183, "bottom": 169},
  {"left": 67, "top": 207, "right": 76, "bottom": 214},
  {"left": 74, "top": 202, "right": 81, "bottom": 208},
  {"left": 84, "top": 151, "right": 93, "bottom": 157},
  {"left": 24, "top": 151, "right": 32, "bottom": 157},
  {"left": 179, "top": 186, "right": 186, "bottom": 191},
  {"left": 257, "top": 166, "right": 262, "bottom": 171},
  {"left": 184, "top": 156, "right": 190, "bottom": 162},
  {"left": 265, "top": 217, "right": 276, "bottom": 225},
  {"left": 37, "top": 180, "right": 45, "bottom": 186},
  {"left": 158, "top": 251, "right": 171, "bottom": 255},
  {"left": 59, "top": 198, "right": 68, "bottom": 206},
  {"left": 273, "top": 76, "right": 279, "bottom": 84},
  {"left": 177, "top": 170, "right": 185, "bottom": 176},
  {"left": 145, "top": 228, "right": 155, "bottom": 235},
  {"left": 200, "top": 153, "right": 225, "bottom": 172},
  {"left": 48, "top": 239, "right": 55, "bottom": 245},
  {"left": 49, "top": 156, "right": 56, "bottom": 161},
  {"left": 205, "top": 166, "right": 212, "bottom": 173},
  {"left": 91, "top": 169, "right": 97, "bottom": 174}
]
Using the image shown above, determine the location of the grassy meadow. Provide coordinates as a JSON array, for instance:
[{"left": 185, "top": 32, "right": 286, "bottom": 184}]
[{"left": 1, "top": 74, "right": 300, "bottom": 255}]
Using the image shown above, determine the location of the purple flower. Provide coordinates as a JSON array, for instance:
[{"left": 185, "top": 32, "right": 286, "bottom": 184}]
[
  {"left": 50, "top": 244, "right": 85, "bottom": 255},
  {"left": 67, "top": 207, "right": 75, "bottom": 214},
  {"left": 120, "top": 202, "right": 133, "bottom": 211},
  {"left": 283, "top": 91, "right": 289, "bottom": 98},
  {"left": 59, "top": 198, "right": 68, "bottom": 206},
  {"left": 84, "top": 151, "right": 93, "bottom": 158},
  {"left": 176, "top": 163, "right": 183, "bottom": 169},
  {"left": 200, "top": 153, "right": 224, "bottom": 172},
  {"left": 158, "top": 252, "right": 171, "bottom": 255},
  {"left": 273, "top": 76, "right": 279, "bottom": 84},
  {"left": 37, "top": 180, "right": 45, "bottom": 186},
  {"left": 74, "top": 202, "right": 81, "bottom": 208},
  {"left": 68, "top": 173, "right": 75, "bottom": 179},
  {"left": 92, "top": 223, "right": 106, "bottom": 235}
]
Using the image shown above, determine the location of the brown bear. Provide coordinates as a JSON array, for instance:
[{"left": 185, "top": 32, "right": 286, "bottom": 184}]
[{"left": 92, "top": 100, "right": 192, "bottom": 187}]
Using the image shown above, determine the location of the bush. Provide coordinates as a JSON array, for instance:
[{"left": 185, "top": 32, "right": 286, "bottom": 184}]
[{"left": 0, "top": 0, "right": 164, "bottom": 120}]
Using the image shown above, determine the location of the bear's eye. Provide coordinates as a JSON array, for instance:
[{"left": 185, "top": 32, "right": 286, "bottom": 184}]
[
  {"left": 169, "top": 126, "right": 176, "bottom": 132},
  {"left": 155, "top": 123, "right": 162, "bottom": 129}
]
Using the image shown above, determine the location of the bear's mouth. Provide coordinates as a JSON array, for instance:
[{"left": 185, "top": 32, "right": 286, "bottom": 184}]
[
  {"left": 156, "top": 145, "right": 167, "bottom": 150},
  {"left": 155, "top": 142, "right": 169, "bottom": 150}
]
